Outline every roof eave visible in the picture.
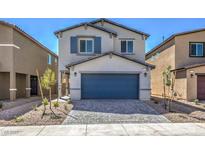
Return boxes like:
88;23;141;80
90;18;150;37
54;23;117;37
65;51;155;69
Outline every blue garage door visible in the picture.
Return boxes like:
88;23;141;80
81;74;139;99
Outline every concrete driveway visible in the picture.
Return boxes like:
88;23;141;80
63;100;170;124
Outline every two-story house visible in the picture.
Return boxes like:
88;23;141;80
55;18;153;100
146;28;205;101
0;21;58;101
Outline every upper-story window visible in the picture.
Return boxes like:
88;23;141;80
190;42;205;57
121;40;133;53
79;38;94;54
48;54;52;65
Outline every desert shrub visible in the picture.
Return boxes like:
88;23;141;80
32;104;38;111
193;99;199;105
42;98;49;106
15;116;24;123
53;101;60;108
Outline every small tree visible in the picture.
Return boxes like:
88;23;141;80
41;68;58;117
162;65;177;111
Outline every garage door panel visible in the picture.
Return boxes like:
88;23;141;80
81;74;139;99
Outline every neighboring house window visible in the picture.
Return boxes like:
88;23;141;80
79;38;94;54
121;40;133;53
190;42;205;57
48;54;52;65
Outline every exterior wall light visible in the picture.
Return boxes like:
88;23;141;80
190;70;194;78
74;72;77;77
142;68;148;77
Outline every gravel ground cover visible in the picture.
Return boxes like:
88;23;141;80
0;102;73;126
146;101;205;123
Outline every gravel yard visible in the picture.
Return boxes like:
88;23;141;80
146;100;205;123
0;101;73;126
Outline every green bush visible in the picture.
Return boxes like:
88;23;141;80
15;116;24;123
53;101;60;108
42;98;49;106
32;104;38;111
193;99;199;105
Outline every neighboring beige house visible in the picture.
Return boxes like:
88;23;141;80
0;21;58;101
55;18;153;100
146;28;205;101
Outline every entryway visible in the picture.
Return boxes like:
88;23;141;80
30;75;38;96
197;75;205;100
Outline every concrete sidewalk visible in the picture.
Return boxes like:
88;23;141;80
1;123;205;136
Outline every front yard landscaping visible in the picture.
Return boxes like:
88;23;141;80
0;101;73;126
147;98;205;123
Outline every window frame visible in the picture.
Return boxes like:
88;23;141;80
48;54;52;65
189;42;205;57
78;38;94;54
121;40;134;54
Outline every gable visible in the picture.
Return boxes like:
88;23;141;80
90;19;149;38
94;21;146;39
55;23;117;37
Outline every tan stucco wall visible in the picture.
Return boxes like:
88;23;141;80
13;30;57;76
70;54;151;100
174;70;187;100
146;44;175;98
0;72;10;99
0;24;13;72
146;31;205;101
175;31;205;68
0;24;58;100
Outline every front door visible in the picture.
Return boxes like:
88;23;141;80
30;75;38;96
197;75;205;100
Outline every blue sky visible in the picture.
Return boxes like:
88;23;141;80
2;18;205;54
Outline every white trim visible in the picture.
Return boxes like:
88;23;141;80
26;88;31;90
0;44;20;49
78;38;94;54
9;88;17;91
